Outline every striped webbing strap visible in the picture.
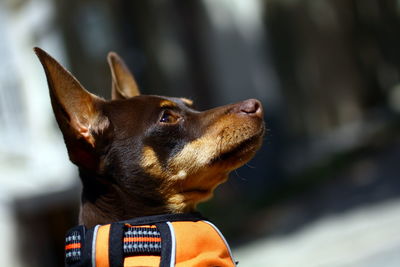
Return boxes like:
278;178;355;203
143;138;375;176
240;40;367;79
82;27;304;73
65;230;82;263
65;224;164;266
123;225;162;255
64;212;206;267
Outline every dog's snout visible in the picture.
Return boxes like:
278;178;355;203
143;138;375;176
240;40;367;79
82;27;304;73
237;99;263;117
240;99;260;114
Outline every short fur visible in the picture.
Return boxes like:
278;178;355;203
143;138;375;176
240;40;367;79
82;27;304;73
34;47;265;228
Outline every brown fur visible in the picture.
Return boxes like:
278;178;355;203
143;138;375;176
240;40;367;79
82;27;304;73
34;47;265;228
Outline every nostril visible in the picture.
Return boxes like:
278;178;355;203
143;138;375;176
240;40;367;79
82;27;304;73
240;99;261;114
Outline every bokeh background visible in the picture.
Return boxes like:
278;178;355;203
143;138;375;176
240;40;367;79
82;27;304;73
1;0;400;266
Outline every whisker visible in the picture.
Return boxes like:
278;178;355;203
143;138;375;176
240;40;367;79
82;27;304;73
245;162;255;168
234;169;248;181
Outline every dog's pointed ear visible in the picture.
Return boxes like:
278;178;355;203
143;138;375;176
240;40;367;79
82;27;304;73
107;52;140;100
34;47;110;169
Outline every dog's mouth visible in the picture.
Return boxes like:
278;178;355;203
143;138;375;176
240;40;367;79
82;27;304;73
177;130;264;203
181;188;210;196
167;124;265;208
211;126;265;165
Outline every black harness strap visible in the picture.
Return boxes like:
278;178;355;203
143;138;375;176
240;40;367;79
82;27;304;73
65;225;94;267
120;212;206;225
156;223;173;267
108;223;124;267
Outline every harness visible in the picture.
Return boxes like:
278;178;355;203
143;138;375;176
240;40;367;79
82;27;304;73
65;213;237;267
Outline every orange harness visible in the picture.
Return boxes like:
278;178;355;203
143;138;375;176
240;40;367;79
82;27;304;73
65;213;236;267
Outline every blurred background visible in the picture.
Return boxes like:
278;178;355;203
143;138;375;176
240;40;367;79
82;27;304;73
1;0;400;266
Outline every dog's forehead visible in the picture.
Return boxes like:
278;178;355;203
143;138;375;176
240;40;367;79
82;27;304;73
105;95;196;128
124;95;192;108
147;95;194;109
108;95;192;110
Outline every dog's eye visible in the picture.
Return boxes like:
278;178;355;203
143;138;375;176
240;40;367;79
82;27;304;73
159;110;180;124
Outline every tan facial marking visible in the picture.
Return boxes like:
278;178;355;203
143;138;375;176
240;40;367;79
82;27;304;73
141;112;263;211
180;98;193;106
160;100;177;108
142;113;261;180
170;170;187;180
171;115;260;168
169;134;222;173
141;146;188;180
141;146;164;178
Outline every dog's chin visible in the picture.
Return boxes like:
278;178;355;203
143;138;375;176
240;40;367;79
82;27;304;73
210;128;264;170
168;130;264;210
177;132;264;206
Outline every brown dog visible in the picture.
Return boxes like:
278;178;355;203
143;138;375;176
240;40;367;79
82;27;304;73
35;47;264;265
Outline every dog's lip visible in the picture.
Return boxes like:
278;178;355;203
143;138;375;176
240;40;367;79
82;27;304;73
211;126;265;164
180;188;210;195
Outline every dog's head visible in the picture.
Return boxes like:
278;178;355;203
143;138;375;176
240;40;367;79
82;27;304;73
35;47;265;226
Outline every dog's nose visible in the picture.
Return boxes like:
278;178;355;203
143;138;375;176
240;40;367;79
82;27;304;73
238;99;263;117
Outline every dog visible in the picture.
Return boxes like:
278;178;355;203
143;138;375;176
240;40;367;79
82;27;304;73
34;47;265;267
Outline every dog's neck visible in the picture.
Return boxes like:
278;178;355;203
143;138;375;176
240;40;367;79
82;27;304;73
77;168;199;228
